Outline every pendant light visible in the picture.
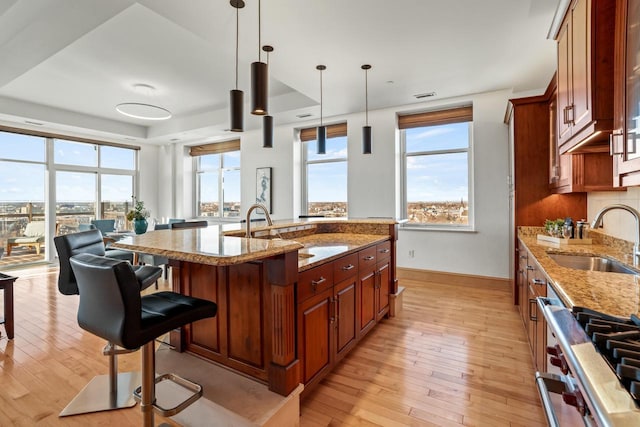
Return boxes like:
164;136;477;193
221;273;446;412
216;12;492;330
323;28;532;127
262;45;274;148
251;0;268;115
229;0;245;132
362;64;372;154
316;65;326;155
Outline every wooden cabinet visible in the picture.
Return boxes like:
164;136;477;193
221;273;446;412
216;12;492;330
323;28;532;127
298;253;358;390
612;0;640;186
517;240;548;372
375;241;391;321
528;266;548;372
550;81;619;193
358;245;377;337
556;0;616;154
298;285;333;385
508;90;587;305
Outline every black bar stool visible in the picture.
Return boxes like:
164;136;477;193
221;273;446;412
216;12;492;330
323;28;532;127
54;230;163;416
70;253;217;426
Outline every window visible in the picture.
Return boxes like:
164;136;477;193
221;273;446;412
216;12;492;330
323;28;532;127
0;131;46;255
400;106;473;228
54;140;138;233
192;140;241;218
301;124;348;217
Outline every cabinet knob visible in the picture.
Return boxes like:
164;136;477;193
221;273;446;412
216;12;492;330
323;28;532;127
532;278;546;286
341;264;355;271
379;249;390;254
364;255;375;261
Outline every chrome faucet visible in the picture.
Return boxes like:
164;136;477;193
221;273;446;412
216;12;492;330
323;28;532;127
245;203;273;238
591;204;640;267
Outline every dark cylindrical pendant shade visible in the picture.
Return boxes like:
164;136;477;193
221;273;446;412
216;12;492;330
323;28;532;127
251;61;268;115
263;115;273;148
362;125;372;154
230;89;244;132
317;126;326;154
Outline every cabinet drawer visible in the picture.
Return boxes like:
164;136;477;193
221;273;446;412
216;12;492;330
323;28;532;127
376;241;391;261
298;263;334;303
334;252;359;283
358;246;377;270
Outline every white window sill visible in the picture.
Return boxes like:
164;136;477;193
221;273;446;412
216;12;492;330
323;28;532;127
400;224;477;233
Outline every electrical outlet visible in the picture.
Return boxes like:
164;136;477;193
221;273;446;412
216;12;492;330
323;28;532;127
409;250;415;258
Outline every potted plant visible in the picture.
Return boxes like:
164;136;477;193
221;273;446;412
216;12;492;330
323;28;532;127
126;197;150;234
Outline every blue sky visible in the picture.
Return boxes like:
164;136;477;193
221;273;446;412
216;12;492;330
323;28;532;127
1;131;135;202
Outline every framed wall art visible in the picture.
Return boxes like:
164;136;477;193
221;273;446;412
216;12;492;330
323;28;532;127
256;167;272;213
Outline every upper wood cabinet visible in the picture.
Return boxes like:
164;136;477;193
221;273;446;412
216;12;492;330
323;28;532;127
556;0;616;154
612;0;640;186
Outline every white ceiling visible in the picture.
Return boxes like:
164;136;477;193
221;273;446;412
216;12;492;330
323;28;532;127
0;0;562;146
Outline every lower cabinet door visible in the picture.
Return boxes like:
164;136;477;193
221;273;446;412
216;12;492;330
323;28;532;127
298;288;333;384
335;276;357;361
359;268;376;336
376;260;390;321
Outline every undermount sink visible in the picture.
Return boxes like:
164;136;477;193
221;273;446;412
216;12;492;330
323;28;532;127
547;253;639;275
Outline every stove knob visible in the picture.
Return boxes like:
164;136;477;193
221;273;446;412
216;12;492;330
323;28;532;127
547;345;562;357
562;390;586;416
550;355;569;375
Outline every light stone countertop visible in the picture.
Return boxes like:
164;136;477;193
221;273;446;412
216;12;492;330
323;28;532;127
111;226;304;266
518;229;640;318
294;233;389;271
111;219;397;270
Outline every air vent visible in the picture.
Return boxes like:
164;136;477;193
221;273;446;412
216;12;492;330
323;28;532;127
296;113;312;119
170;138;180;142
24;120;44;126
413;92;436;99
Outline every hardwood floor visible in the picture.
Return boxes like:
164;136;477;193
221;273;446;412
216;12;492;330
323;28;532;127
0;265;545;426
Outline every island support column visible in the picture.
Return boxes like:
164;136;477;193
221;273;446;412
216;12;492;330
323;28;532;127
265;251;300;395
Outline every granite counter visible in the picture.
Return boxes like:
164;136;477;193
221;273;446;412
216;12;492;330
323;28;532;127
518;229;640;318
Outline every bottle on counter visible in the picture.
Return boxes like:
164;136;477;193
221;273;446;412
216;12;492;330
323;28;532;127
576;220;589;239
564;217;574;239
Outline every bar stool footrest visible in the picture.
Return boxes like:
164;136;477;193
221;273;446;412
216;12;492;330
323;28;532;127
133;373;203;417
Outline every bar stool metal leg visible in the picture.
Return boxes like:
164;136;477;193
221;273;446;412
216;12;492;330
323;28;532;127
59;342;140;416
141;341;156;427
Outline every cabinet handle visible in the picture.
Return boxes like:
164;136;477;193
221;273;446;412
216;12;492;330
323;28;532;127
519;255;527;260
532;279;546;286
311;277;327;289
333;298;339;327
330;297;336;324
379;249;390;254
364;256;375;261
529;298;538;322
341;264;355;271
526;265;534;271
610;132;624;155
563;106;569;124
566;104;574;124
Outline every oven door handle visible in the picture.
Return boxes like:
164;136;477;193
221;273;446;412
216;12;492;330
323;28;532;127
535;372;564;427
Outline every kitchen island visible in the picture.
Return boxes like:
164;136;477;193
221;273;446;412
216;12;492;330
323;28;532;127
111;218;399;397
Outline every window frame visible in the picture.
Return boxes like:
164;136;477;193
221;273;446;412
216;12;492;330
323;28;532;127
194;150;241;220
300;129;348;217
400;114;475;231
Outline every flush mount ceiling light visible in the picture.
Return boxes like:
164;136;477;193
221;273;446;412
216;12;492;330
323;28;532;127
251;0;268;115
362;64;372;154
229;0;245;132
316;65;326;155
115;103;172;120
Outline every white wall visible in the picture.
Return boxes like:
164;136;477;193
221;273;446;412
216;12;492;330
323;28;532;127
396;90;512;278
588;188;640;245
165;88;514;279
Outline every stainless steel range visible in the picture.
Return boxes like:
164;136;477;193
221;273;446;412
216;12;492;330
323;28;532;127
537;294;640;426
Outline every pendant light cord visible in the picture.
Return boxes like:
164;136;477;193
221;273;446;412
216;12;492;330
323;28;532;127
235;6;239;90
365;68;369;126
258;0;261;61
320;69;323;126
